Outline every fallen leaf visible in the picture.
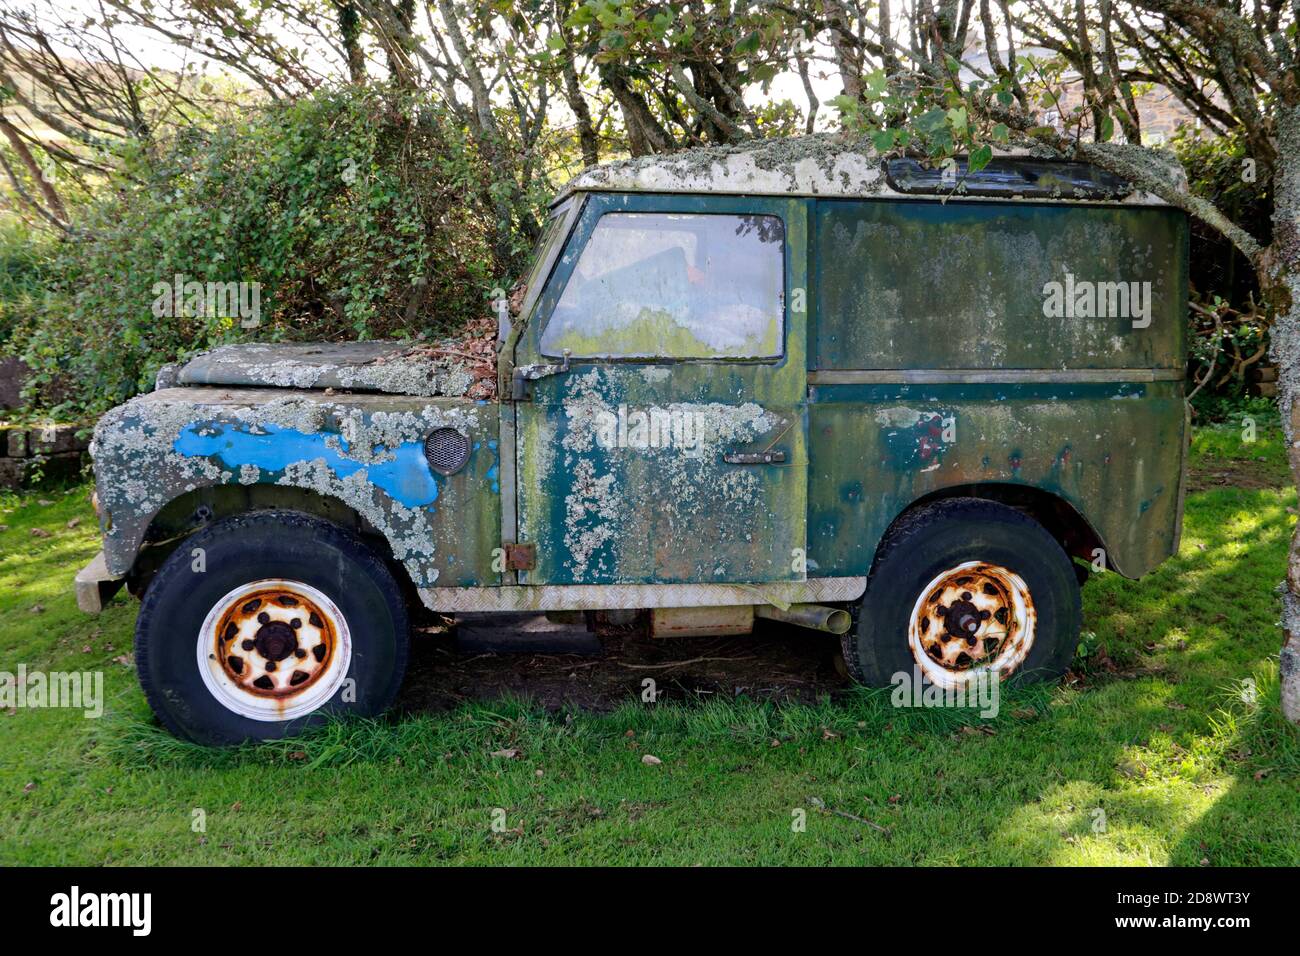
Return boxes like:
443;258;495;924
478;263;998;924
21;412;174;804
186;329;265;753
641;754;662;766
230;801;242;811
28;604;44;614
490;748;520;759
66;517;81;529
37;499;53;506
288;751;307;761
23;782;35;793
30;528;50;538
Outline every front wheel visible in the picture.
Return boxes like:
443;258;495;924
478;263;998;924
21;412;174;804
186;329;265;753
134;511;409;745
841;498;1081;690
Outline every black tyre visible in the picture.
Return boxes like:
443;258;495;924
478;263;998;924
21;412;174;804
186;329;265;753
135;510;409;745
841;497;1081;689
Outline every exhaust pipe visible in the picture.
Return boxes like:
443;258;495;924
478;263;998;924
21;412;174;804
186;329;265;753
754;603;852;635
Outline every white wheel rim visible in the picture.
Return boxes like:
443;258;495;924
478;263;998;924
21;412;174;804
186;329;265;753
197;579;352;722
906;560;1036;689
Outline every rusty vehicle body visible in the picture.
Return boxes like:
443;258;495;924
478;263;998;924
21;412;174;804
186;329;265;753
78;136;1189;743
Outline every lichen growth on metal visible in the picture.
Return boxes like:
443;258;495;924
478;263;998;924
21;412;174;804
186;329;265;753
177;341;488;399
543;366;776;581
559;134;1172;206
563;133;888;200
91;387;490;587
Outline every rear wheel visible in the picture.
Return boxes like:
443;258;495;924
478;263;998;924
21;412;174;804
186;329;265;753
135;511;409;745
841;498;1081;689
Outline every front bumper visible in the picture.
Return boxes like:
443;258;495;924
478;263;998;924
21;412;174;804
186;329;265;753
75;551;125;614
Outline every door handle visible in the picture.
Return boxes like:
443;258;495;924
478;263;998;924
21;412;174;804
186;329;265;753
724;450;786;465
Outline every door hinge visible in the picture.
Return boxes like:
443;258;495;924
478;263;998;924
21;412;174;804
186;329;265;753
504;542;536;571
511;349;571;401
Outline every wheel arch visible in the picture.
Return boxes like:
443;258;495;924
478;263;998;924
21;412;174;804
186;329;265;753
122;485;415;599
875;482;1119;577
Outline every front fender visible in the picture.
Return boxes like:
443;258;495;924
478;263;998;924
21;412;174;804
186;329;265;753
90;387;501;588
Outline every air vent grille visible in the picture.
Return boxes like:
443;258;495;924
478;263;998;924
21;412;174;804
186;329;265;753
425;428;471;476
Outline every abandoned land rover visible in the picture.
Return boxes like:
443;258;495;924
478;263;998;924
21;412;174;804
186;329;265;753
78;136;1189;744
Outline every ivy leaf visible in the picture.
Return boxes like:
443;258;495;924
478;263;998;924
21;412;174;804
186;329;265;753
916;107;947;133
871;128;898;152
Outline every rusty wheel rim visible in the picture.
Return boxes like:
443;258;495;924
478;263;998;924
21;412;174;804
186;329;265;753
906;561;1035;688
198;579;351;722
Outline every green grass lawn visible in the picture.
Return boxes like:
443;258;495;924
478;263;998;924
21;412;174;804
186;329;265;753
1;418;1297;865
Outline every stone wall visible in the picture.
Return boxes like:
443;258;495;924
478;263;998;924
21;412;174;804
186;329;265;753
0;423;90;488
0;356;24;409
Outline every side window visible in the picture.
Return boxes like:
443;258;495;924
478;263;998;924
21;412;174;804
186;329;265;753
540;212;785;359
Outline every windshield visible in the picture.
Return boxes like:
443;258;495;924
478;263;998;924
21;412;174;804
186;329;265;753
516;198;577;330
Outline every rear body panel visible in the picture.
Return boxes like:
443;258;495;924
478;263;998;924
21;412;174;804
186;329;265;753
806;379;1186;578
806;197;1188;579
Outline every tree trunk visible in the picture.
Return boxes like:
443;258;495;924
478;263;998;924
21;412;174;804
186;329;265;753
1266;103;1300;724
333;1;367;84
561;54;599;167
599;64;675;155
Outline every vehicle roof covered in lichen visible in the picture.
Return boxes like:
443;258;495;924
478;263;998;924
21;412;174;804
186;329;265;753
555;134;1174;207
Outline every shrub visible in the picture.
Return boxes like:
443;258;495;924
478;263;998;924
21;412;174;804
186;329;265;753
10;85;502;418
1174;128;1272;403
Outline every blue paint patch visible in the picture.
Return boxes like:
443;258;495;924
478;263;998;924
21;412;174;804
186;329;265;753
174;421;439;507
